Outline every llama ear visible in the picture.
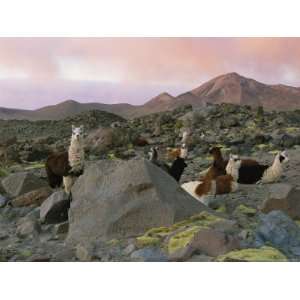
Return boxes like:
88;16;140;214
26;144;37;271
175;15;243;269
80;125;84;131
72;125;75;131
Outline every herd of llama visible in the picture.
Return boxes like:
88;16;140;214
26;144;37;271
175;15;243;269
44;125;289;205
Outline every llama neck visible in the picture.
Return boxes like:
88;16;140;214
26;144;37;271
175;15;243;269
226;163;239;181
261;158;282;183
68;138;84;170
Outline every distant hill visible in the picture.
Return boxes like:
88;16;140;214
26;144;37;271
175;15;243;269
191;72;300;110
1;72;300;120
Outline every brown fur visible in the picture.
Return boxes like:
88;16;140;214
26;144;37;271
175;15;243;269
166;147;181;160
215;175;234;194
200;147;259;180
199;147;227;181
195;177;212;196
133;137;149;147
45;151;71;188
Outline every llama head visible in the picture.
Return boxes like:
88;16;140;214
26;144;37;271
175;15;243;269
71;125;84;141
226;154;242;175
209;146;222;157
276;150;289;164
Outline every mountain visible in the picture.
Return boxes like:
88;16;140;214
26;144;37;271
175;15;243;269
0;99;137;120
35;100;137;120
1;72;300;120
191;72;300;109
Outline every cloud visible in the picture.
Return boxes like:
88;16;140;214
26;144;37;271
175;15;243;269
0;37;300;108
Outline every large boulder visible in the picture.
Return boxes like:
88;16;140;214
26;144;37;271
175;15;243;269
255;211;300;257
1;172;47;198
260;184;300;219
40;191;70;224
67;159;208;246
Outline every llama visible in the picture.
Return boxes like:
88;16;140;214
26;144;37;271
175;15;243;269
148;145;188;182
199;147;259;182
45;125;85;194
181;154;241;201
239;151;289;184
199;147;227;181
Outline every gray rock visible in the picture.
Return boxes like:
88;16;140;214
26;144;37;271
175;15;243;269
40;191;70;224
131;247;168;262
260;184;300;219
1;172;47;198
16;217;41;238
75;244;95;261
255;210;300;257
123;243;136;256
54;221;69;235
0;195;8;208
67;159;208;246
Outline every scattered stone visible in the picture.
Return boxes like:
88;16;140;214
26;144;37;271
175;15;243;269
67;159;208;246
131;247;168;262
75;244;95;261
0;194;8;208
16;217;41;238
216;246;287;262
168;227;240;261
11;187;52;207
123;243;136;256
256;211;300;257
40;191;70;224
54;221;69;235
1;172;47;198
260;184;300;219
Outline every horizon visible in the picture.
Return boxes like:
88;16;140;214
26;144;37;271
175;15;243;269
1;37;300;109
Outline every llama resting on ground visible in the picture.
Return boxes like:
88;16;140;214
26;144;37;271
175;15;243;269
45;125;85;194
181;154;241;202
148;144;188;182
240;151;289;184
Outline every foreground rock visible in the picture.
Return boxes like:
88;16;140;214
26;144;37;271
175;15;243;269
11;187;52;207
67;159;208;246
40;191;70;224
260;184;300;219
255;211;300;257
216;246;287;262
1;172;47;198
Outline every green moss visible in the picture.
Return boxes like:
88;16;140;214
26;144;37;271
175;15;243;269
234;204;256;216
216;246;287;262
216;205;227;214
0;168;9;177
19;249;33;258
168;225;204;254
136;236;161;247
135;211;225;252
256;144;268;150
106;239;119;246
24;163;45;170
286;127;299;133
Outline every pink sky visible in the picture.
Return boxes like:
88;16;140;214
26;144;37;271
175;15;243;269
1;37;300;109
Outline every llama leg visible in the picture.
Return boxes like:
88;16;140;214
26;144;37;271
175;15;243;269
63;176;74;194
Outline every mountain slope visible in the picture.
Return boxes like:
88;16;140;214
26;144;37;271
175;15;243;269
191;72;300;109
1;72;300;121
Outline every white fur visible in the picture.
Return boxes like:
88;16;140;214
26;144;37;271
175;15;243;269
63;125;85;194
182;154;241;203
226;154;241;181
180;144;188;159
260;151;289;183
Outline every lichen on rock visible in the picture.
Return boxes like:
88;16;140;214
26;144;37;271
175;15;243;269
216;246;287;262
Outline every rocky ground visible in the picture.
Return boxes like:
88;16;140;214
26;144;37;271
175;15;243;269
1;103;300;262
